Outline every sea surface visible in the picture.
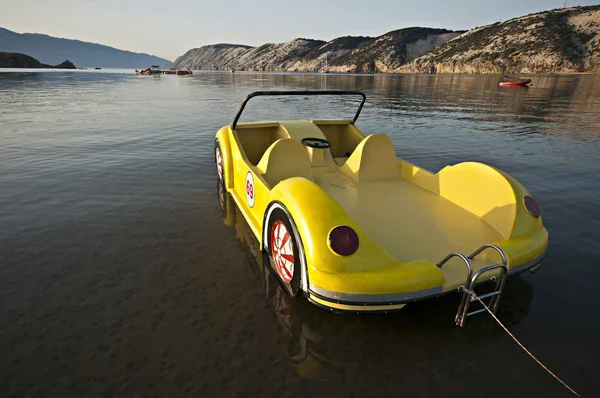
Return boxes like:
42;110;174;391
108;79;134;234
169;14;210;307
1;69;599;397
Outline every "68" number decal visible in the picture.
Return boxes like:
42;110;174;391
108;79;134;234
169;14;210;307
245;171;255;207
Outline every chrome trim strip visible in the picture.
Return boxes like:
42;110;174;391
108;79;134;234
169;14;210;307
308;284;443;306
307;297;407;314
508;252;546;275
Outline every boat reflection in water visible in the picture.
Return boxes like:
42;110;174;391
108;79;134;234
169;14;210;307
216;182;535;382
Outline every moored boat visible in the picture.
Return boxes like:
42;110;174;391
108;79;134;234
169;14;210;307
136;65;162;75
136;66;191;75
175;68;192;75
499;75;531;86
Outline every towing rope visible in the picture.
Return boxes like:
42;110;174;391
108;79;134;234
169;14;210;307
467;291;581;397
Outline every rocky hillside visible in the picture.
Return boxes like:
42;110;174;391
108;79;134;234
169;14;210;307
398;5;600;74
171;28;462;73
329;28;460;73
0;52;76;69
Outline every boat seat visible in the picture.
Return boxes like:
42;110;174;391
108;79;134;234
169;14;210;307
256;139;314;187
340;134;401;181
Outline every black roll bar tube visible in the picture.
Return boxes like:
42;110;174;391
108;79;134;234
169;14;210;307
231;90;367;130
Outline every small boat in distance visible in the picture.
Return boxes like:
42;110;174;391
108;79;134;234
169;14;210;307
94;67;101;70
135;66;191;75
135;66;160;75
499;75;531;86
175;68;192;75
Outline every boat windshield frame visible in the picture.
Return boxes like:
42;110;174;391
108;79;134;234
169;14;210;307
231;90;367;130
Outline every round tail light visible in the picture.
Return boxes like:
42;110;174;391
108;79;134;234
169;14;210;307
523;195;541;218
328;226;359;256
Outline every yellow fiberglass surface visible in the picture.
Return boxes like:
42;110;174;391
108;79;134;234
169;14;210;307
213;91;548;314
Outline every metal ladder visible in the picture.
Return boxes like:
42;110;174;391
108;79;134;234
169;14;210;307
436;244;508;327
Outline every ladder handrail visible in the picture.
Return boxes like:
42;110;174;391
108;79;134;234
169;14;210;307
436;252;473;284
436;252;474;328
467;244;508;266
470;263;508;286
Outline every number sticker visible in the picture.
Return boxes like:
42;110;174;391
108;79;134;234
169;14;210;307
245;171;255;207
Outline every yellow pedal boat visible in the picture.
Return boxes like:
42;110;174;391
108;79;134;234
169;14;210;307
214;91;548;325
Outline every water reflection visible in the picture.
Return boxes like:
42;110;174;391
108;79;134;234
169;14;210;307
217;182;535;381
198;72;600;144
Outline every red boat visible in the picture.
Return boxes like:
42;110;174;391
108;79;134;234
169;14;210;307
499;75;531;86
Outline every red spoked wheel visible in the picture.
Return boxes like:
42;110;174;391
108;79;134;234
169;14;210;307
215;146;223;181
216;149;223;180
271;221;295;283
214;139;226;187
266;206;303;296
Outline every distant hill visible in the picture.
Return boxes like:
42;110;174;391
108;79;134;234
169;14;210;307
170;27;462;73
0;52;76;68
0;27;170;68
398;5;600;74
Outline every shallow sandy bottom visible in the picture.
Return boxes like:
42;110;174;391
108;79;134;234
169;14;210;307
1;71;599;397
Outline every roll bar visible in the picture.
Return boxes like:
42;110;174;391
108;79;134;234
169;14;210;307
231;90;367;130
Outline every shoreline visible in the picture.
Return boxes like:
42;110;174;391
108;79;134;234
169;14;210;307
159;69;600;76
1;68;598;77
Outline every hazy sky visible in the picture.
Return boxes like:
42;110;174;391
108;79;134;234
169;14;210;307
2;0;598;61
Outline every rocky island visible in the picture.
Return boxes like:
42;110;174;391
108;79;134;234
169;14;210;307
0;52;77;69
171;5;600;75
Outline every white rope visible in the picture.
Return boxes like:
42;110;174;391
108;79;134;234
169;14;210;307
471;294;581;397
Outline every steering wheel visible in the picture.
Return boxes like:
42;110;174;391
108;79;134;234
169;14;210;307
301;137;332;149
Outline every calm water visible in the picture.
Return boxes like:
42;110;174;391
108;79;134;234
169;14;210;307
1;70;599;397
